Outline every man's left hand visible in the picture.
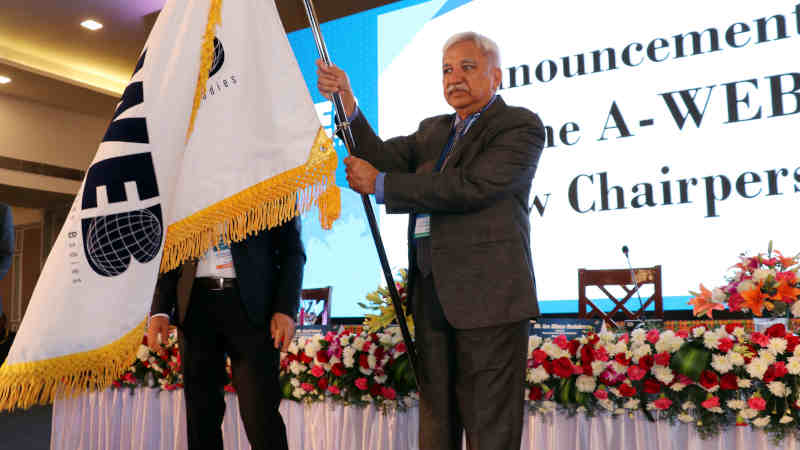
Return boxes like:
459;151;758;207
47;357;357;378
344;156;378;195
270;312;296;352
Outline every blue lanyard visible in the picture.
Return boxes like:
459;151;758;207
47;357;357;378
434;95;496;172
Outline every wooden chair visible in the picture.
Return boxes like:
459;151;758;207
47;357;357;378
299;286;332;327
578;266;663;328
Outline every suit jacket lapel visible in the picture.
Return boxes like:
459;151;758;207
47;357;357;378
443;96;506;170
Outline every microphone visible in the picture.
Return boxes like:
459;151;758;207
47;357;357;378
621;245;646;328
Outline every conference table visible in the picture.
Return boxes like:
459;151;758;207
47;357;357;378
51;388;797;450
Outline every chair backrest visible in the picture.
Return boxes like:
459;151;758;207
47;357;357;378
578;265;662;328
299;286;332;327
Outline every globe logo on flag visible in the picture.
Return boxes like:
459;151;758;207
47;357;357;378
209;37;225;78
83;206;163;277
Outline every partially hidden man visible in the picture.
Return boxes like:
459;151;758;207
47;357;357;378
147;217;305;450
317;32;545;450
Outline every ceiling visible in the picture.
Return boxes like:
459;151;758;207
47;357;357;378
0;0;401;118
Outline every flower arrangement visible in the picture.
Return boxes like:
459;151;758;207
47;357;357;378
526;323;800;443
358;269;414;334
689;243;800;318
115;323;800;443
115;330;183;391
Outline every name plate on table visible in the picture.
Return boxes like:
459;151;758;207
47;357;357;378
529;318;602;340
296;325;327;340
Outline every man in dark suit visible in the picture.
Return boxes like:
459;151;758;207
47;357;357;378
147;216;305;450
0;203;13;354
317;32;545;450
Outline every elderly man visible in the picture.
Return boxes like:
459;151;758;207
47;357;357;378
317;32;545;450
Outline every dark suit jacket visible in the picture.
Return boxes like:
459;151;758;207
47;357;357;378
0;204;13;316
350;96;545;329
150;217;306;328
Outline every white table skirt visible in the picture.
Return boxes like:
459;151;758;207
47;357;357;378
51;388;798;450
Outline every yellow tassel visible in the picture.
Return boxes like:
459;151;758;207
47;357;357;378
161;127;340;273
0;320;145;411
186;0;223;142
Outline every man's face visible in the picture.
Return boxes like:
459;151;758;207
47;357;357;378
442;40;501;118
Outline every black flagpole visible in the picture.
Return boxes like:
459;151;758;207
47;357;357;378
298;0;422;391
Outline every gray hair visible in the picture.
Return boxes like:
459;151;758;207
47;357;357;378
442;32;501;68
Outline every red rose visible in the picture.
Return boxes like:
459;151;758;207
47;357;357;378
638;355;654;370
766;323;787;338
529;386;543;401
750;332;769;347
299;353;313;364
719;373;737;390
717;338;734;353
594;389;608;400
614;353;631;366
787;335;800;354
381;386;397;400
701;396;720;409
542;360;554;375
369;383;382;397
554;335;569;350
316;350;329;364
374;346;385;361
698;370;718;389
654;352;670;366
618;383;637;397
331;362;345;377
593;346;609;362
532;349;548;365
725;323;738;334
317;377;328;391
359;353;370;369
568;340;581;356
653;397;672;410
581;345;595;365
552;357;574;378
643;378;662;394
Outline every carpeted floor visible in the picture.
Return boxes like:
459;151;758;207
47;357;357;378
0;404;52;450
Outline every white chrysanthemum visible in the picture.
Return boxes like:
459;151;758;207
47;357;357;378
780;415;794;424
290;378;300;387
732;327;746;339
738;378;752;388
670;383;687;392
632;344;652;360
631;328;647;344
746;358;769;380
541;342;567;359
288;341;300;354
740;408;758;419
599;331;616;343
708;406;724;414
353;337;366;350
711;287;727;303
737;280;756;293
576;375;596;393
368;354;377;369
792;301;800;318
612;342;629;356
379;333;393;345
753;416;770;428
289;361;307;375
528;366;550;384
598;399;615;411
677;413;694;423
768;381;789;397
591;360;607;376
359;366;373;376
767;338;788;356
703;332;721;350
529;335;543;350
787;357;800;375
343;348;356;368
655;333;684;354
726;399;746;410
711;354;733;374
653;366;675;385
692;326;707;338
338;335;351;347
136;345;151;362
757;350;776;365
752;268;774;284
623;399;640;410
682;401;696;410
729;352;745;366
374;374;388;384
293;388;305;399
611;362;628;374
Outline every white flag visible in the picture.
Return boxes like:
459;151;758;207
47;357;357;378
0;0;338;410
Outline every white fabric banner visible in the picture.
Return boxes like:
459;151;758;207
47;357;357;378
0;0;336;410
51;389;796;450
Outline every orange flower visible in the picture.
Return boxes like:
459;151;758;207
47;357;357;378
689;284;725;318
741;282;769;316
770;280;800;303
774;251;798;269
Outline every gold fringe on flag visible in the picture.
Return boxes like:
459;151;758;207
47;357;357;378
0;320;146;411
160;127;340;272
